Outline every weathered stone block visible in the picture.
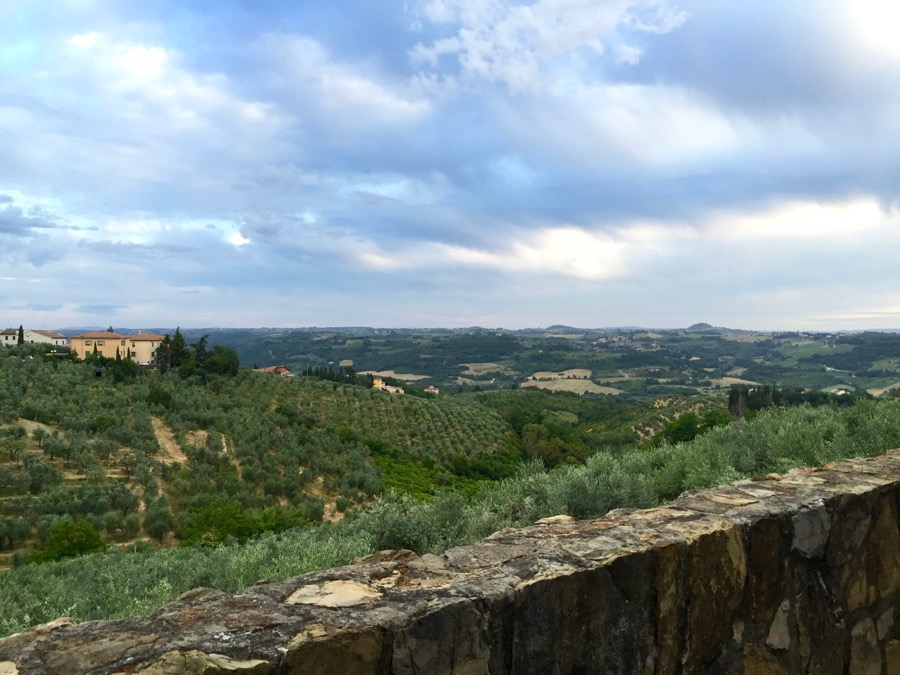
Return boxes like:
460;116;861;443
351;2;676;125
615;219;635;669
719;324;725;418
886;639;900;675
654;541;683;675
126;649;269;674
741;643;786;675
791;502;830;558
682;522;746;671
765;599;791;651
849;617;882;675
871;495;900;601
392;599;490;675
282;624;386;675
746;517;784;622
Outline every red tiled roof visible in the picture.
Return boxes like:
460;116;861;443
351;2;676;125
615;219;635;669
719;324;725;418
254;365;292;374
33;330;66;339
0;329;18;335
127;333;165;341
71;331;128;339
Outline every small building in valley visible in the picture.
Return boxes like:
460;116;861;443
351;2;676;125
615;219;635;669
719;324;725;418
253;365;294;377
372;377;404;394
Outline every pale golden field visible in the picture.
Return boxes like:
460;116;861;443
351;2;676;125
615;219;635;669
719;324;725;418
359;370;429;381
529;368;592;380
868;382;900;397
522;380;623;395
459;363;517;376
711;376;759;387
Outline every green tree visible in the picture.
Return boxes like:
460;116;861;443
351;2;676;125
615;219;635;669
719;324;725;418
144;497;176;542
170;328;190;369
177;498;260;546
17;325;24;346
154;328;191;372
0;517;31;550
4;439;26;467
122;512;140;538
154;335;172;371
701;408;731;431
24;454;63;493
42;434;65;461
205;345;240;376
192;335;209;363
35;517;106;562
649;412;703;446
0;465;26;493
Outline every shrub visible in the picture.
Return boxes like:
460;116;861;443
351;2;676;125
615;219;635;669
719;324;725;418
35;518;106;562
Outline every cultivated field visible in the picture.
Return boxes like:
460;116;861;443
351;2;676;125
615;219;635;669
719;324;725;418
868;382;900;397
360;370;429;381
522;380;623;395
459;363;517;376
710;376;759;387
529;369;592;380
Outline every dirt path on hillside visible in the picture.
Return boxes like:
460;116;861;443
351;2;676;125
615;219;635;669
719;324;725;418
150;416;188;465
868;382;900;397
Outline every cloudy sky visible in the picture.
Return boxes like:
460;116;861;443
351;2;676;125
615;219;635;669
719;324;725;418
1;1;898;331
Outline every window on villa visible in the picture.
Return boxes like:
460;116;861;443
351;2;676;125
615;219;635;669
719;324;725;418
121;340;126;346
85;340;92;346
97;341;104;346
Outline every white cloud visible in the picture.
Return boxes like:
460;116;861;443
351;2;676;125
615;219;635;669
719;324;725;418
615;44;642;65
846;0;900;61
64;35;276;133
0;31;291;226
258;34;431;126
229;231;251;247
69;32;98;49
352;220;672;281
347;195;898;299
492;82;745;171
508;227;628;278
706;198;888;241
410;0;687;90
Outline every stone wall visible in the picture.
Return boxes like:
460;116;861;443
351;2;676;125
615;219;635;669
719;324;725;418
1;449;898;674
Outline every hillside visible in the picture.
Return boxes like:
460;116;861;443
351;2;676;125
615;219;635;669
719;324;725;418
5;326;898;570
0;344;520;568
194;326;900;399
2;396;899;638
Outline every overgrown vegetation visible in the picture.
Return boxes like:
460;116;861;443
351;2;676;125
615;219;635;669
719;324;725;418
1;397;898;636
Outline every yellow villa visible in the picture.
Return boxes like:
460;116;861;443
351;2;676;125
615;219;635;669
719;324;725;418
69;331;165;363
127;333;165;365
69;331;129;360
